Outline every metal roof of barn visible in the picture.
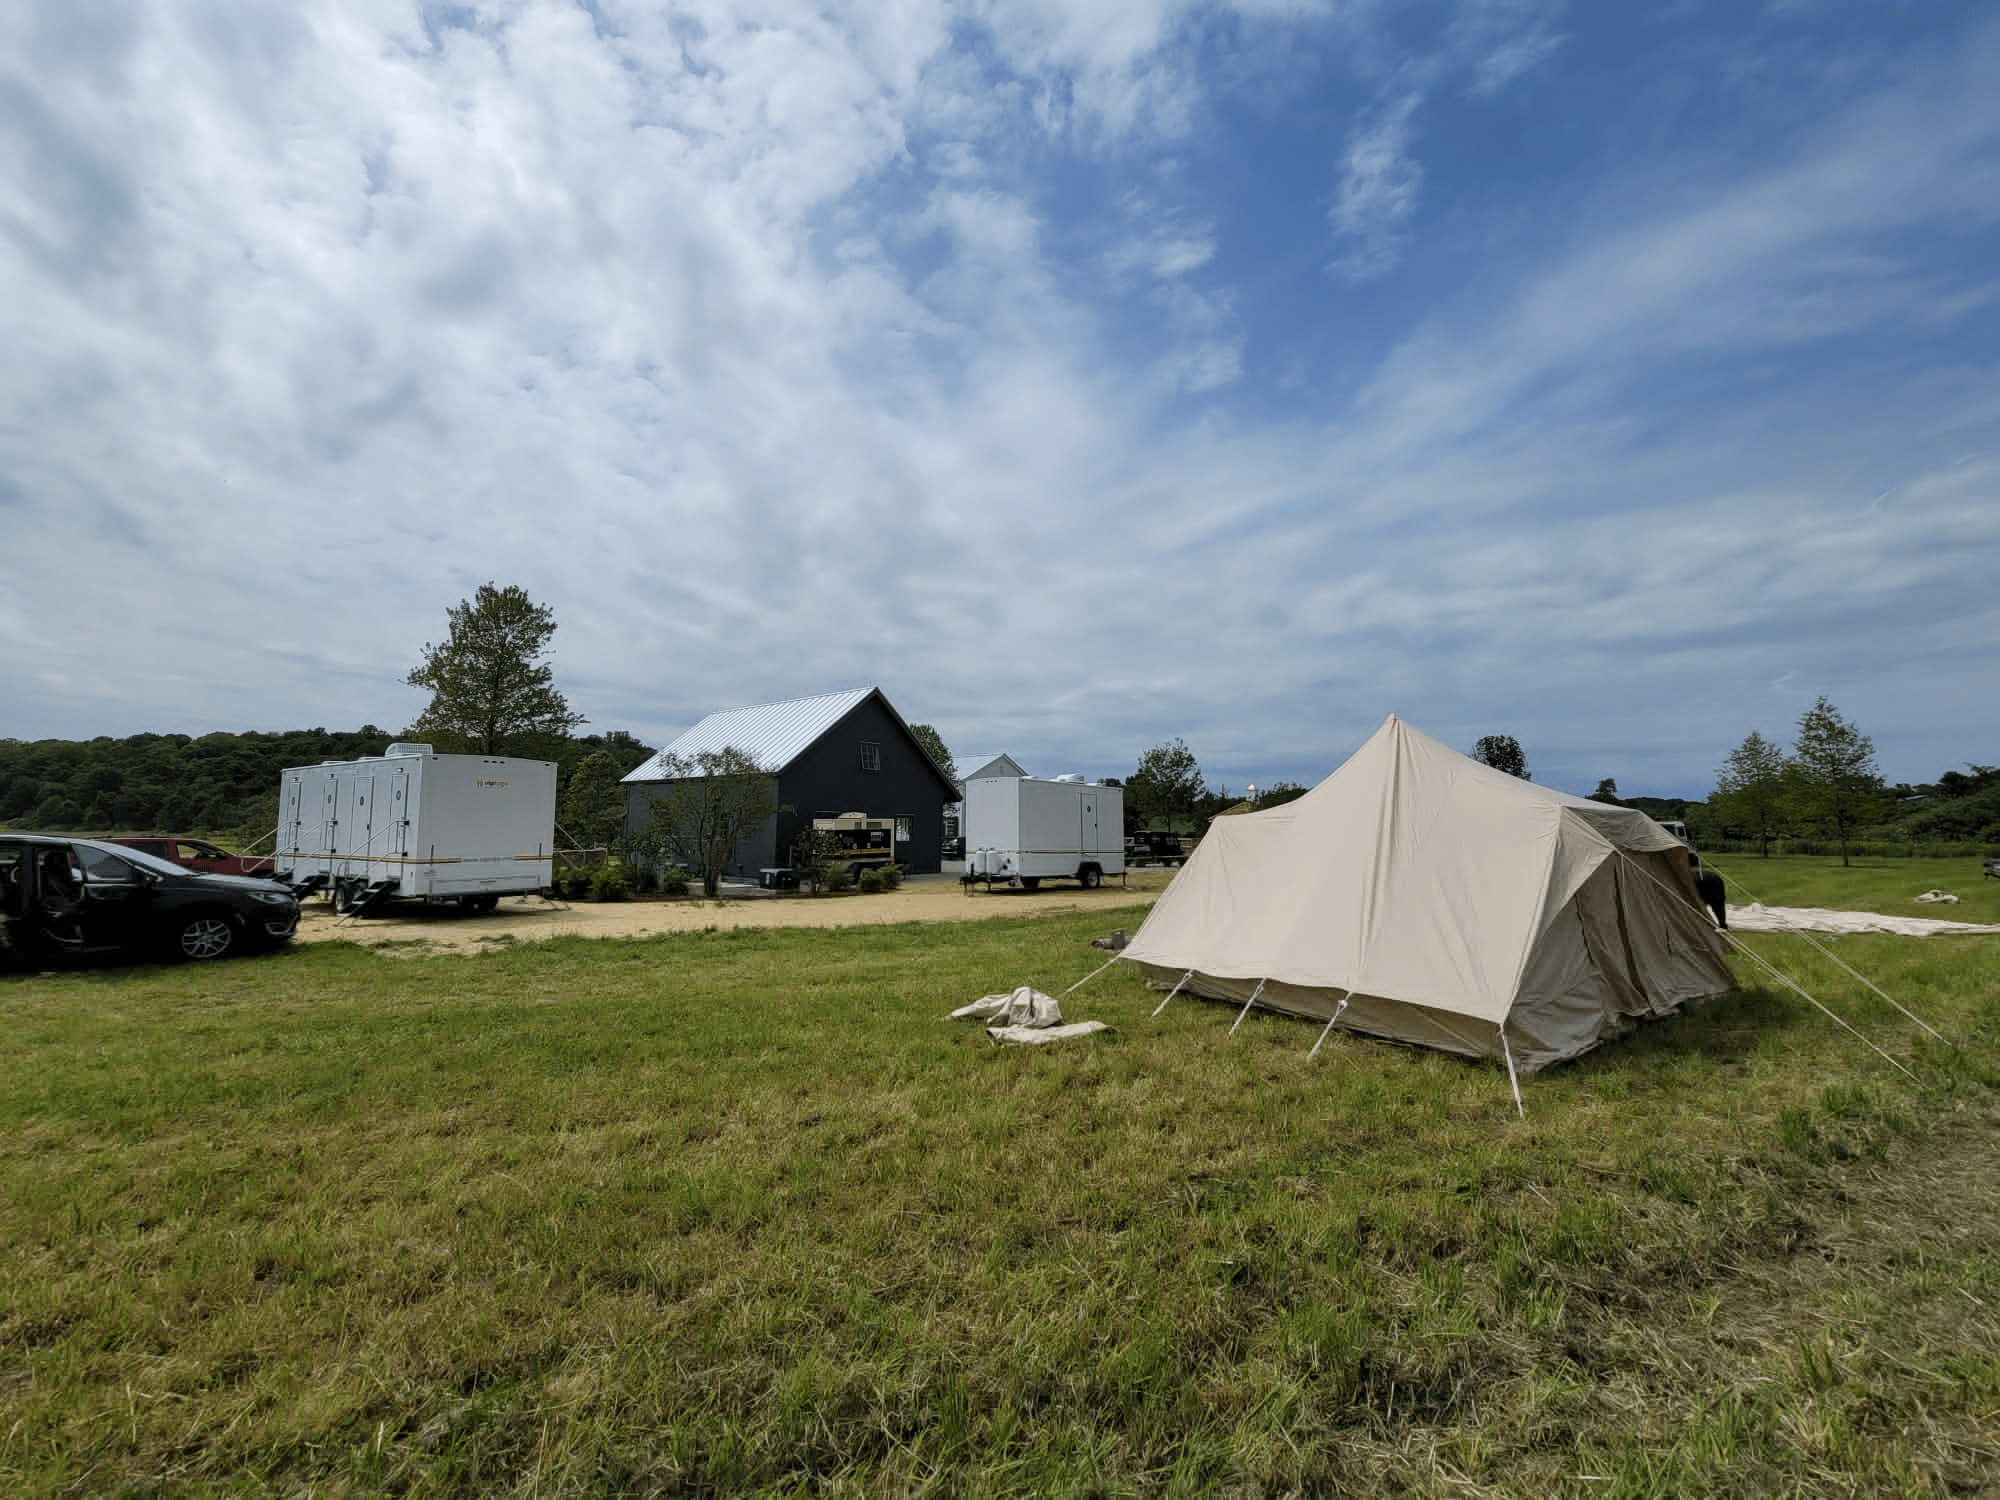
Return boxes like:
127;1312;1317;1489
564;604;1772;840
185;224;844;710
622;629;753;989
622;687;878;782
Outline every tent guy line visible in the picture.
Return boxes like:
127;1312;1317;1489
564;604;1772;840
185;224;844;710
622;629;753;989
1703;862;1952;1045
1717;930;1917;1083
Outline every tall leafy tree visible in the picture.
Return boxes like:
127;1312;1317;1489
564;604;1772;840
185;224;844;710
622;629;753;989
1789;697;1885;866
558;751;630;852
1712;730;1789;858
1472;735;1531;780
1588;778;1621;805
632;747;782;896
404;583;584;755
909;723;956;783
1127;739;1206;832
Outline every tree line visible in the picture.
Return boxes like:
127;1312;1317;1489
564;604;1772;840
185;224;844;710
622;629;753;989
1696;697;1998;861
1118;701;1995;863
1;584;651;843
0;727;660;844
10;578;1991;867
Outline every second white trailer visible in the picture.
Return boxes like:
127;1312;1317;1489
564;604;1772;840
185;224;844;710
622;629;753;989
965;775;1125;890
276;743;557;913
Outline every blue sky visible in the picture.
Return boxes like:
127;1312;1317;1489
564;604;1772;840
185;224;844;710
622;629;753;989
1;0;1994;799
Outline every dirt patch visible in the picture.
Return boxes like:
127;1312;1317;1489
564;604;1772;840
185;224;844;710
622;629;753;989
295;870;1173;955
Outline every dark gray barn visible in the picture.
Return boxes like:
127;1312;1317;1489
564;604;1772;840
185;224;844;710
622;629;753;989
620;687;959;879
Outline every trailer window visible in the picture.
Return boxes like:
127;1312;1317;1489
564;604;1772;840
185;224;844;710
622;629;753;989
859;741;881;772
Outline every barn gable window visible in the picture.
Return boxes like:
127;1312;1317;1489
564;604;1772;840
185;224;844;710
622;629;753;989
860;741;882;772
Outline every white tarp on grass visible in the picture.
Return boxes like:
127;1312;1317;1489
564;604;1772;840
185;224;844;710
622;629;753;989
953;986;1109;1044
1728;904;2000;937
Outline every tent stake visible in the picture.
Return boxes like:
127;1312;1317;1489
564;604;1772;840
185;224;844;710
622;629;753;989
1151;970;1193;1018
1228;979;1268;1037
1499;1032;1526;1120
1307;993;1352;1061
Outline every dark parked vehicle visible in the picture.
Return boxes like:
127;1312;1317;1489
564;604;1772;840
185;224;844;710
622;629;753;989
1125;829;1187;866
103;835;278;879
0;834;299;969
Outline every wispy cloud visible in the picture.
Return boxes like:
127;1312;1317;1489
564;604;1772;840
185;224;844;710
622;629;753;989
0;2;1994;798
1326;89;1424;280
1325;0;1565;279
1448;0;1567;97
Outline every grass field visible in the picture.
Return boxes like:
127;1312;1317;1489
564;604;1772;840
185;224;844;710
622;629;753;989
2;856;1997;1495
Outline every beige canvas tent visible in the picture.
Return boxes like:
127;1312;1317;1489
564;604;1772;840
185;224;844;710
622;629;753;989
1121;716;1733;1080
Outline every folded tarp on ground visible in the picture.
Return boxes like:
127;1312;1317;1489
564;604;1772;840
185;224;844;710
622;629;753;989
952;986;1109;1044
1728;903;2000;937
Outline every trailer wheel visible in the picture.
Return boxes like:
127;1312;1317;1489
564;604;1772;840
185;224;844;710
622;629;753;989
1019;877;1041;892
331;881;355;915
461;894;500;916
1079;866;1101;890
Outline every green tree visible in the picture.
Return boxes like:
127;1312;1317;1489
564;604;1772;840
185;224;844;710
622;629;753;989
909;723;956;783
558;752;629;851
632;746;782;896
1472;735;1531;780
1588;777;1621;805
1789;697;1886;867
791;825;842;894
1712;730;1789;858
1127;739;1206;833
1257;780;1310;809
405;583;584;755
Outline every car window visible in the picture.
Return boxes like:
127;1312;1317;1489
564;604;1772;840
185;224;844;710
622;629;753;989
176;841;214;861
77;845;140;883
78;840;186;878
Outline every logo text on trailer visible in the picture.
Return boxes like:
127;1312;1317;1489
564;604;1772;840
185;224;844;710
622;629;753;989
475;779;510;788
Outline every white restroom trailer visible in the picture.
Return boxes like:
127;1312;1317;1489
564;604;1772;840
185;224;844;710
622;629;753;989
276;744;557;913
964;775;1125;890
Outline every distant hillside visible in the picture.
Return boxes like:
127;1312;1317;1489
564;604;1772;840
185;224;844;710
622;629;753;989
0;728;655;839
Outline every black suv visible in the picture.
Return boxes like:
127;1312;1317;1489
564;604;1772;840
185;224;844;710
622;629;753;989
0;834;299;969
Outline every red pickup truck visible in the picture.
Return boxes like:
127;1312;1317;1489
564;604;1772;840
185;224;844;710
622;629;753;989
104;836;278;879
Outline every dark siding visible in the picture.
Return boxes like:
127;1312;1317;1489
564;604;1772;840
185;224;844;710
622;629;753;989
619;692;954;877
775;695;956;874
622;778;782;876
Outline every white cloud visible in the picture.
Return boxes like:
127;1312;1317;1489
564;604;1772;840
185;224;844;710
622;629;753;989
1326;88;1424;280
1447;0;1567;97
0;1;1994;801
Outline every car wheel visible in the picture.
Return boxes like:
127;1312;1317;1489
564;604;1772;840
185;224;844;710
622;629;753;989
176;915;236;961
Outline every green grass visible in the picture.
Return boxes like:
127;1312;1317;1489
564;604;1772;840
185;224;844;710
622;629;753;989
3;873;1999;1496
1706;851;2000;923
